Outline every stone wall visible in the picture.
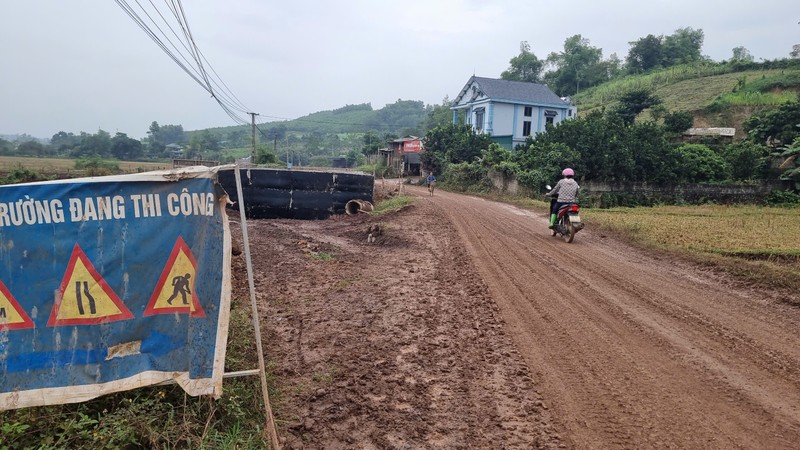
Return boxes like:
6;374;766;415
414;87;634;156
581;180;792;206
486;169;792;205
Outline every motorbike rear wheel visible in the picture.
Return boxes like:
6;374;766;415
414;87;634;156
563;223;575;243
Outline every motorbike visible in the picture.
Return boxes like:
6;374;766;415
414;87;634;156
545;185;584;243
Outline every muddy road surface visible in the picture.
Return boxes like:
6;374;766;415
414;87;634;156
233;183;800;449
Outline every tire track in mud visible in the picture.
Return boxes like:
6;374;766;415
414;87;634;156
423;186;800;449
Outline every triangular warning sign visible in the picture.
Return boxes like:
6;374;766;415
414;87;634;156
47;244;134;327
0;280;34;331
144;237;205;318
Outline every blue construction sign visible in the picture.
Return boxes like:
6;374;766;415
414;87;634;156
0;167;232;409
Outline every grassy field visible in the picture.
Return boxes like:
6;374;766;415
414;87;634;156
585;204;800;296
501;195;800;297
586;204;800;257
0;156;169;175
576;67;796;114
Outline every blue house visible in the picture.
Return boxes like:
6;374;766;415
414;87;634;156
451;76;576;149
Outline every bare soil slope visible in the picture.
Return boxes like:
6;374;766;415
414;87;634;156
232;183;800;449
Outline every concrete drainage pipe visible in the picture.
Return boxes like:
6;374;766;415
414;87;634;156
345;199;374;215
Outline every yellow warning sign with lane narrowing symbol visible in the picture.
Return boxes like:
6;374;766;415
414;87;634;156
47;244;134;327
144;236;205;318
0;280;34;331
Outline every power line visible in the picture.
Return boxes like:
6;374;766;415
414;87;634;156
114;0;251;125
116;1;395;132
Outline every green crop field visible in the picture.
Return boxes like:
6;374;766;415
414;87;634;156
575;67;797;114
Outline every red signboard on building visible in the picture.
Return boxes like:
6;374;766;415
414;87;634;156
403;140;422;153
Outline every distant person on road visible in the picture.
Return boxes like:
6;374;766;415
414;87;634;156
546;168;580;229
426;172;437;196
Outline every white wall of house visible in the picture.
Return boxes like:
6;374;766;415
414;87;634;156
514;104;541;143
491;103;515;136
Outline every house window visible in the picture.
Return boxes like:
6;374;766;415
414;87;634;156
475;108;485;131
544;110;557;126
522;121;532;136
524;106;532;117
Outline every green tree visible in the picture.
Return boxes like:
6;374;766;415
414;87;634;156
50;131;82;154
605;53;624;80
722;141;769;181
73;130;112;158
17;140;47;157
661;27;704;67
147;121;164;156
530;109;675;183
0;137;12;155
663;111;694;133
422;97;454;133
186;131;221;159
361;131;382;156
626;121;680;183
731;46;754;63
345;148;363;167
500;41;544;83
110;132;143;160
255;145;278;164
544;35;607;96
675;144;728;182
626;34;663;73
225;128;248;148
146;122;184;157
743;99;800;146
614;88;662;125
514;141;580;190
421;124;493;174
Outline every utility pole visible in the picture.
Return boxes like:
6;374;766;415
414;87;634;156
248;112;259;161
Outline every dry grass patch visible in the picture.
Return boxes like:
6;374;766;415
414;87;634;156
586;204;800;299
0;156;168;175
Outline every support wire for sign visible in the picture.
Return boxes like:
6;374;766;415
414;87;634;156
234;158;281;450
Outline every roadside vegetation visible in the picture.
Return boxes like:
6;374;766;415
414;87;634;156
371;194;414;214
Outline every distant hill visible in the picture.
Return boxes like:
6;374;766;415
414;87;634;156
573;61;800;136
193;99;431;141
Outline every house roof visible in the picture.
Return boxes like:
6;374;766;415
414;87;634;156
454;76;568;107
391;135;420;143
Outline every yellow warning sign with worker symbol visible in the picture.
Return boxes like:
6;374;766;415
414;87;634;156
47;244;134;327
0;280;34;331
144;236;205;318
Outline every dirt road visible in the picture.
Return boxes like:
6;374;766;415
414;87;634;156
234;183;800;449
427;184;800;449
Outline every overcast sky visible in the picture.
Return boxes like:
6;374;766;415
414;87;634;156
1;0;797;139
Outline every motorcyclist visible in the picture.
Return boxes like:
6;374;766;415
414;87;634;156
545;168;580;229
